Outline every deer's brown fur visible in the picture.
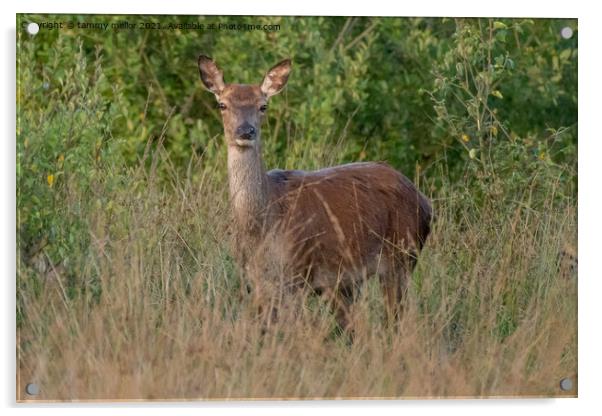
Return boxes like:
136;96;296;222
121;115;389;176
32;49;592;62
198;55;432;329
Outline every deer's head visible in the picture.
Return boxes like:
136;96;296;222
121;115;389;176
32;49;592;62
198;55;292;149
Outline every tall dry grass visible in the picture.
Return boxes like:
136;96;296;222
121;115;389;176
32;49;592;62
17;140;577;401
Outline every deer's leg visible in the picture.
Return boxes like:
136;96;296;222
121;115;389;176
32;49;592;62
379;255;410;326
321;284;356;333
380;274;405;325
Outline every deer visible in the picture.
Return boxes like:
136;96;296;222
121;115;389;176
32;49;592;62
198;55;432;331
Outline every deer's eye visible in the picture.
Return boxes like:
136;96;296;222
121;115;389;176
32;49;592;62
218;102;227;110
259;104;268;113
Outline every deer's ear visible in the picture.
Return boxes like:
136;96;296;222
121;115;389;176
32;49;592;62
198;55;225;95
261;59;292;98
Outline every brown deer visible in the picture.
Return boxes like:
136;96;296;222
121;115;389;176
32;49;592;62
198;55;432;330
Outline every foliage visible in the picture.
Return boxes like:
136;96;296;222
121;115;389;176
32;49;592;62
17;37;126;301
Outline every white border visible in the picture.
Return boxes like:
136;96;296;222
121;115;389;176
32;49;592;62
3;1;601;415
1;0;584;18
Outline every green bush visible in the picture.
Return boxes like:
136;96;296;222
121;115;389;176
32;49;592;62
18;37;124;277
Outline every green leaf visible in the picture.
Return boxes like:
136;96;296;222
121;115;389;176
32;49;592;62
559;49;572;61
493;21;507;30
495;30;508;42
492;90;504;99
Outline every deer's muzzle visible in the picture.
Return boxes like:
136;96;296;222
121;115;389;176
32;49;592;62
236;123;257;141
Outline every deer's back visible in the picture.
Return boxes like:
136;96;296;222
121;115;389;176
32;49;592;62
266;162;431;283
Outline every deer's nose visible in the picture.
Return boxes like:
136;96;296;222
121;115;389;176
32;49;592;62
236;123;256;141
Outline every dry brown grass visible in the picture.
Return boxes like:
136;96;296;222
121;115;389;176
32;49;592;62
17;148;577;401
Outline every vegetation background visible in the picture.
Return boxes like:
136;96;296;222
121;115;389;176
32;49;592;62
17;15;577;400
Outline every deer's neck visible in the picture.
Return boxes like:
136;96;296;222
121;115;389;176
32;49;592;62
227;144;270;233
